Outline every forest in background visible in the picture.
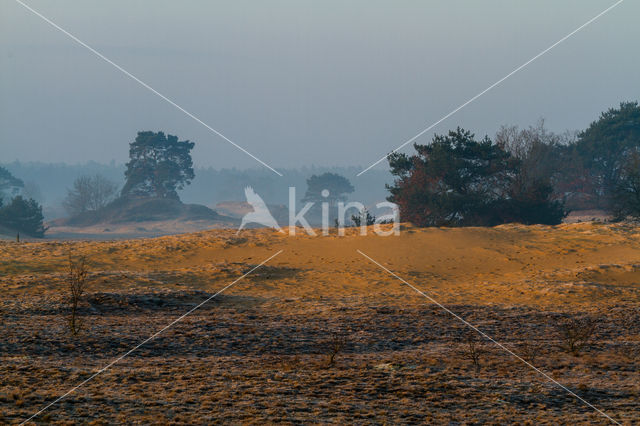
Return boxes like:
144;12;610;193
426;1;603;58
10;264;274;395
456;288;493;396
0;161;391;220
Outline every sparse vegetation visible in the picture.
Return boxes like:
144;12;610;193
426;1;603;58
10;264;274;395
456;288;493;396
66;254;89;335
324;332;348;368
517;338;544;365
557;316;598;356
351;209;375;227
457;330;484;372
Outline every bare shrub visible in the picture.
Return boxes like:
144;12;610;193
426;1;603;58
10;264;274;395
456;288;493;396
457;331;483;372
67;254;89;335
512;317;544;364
324;332;348;368
557;316;597;356
63;174;118;216
517;339;543;365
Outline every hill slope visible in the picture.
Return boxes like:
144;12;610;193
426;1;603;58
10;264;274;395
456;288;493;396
59;197;233;226
45;197;239;238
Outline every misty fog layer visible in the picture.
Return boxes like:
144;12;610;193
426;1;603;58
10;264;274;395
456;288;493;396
1;1;638;170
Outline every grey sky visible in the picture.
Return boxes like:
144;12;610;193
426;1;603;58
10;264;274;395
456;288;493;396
1;0;638;171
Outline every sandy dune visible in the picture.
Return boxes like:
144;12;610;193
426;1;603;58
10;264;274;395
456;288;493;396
3;222;639;308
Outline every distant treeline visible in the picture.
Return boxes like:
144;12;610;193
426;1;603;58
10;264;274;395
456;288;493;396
1;161;391;219
4;101;638;228
180;166;390;207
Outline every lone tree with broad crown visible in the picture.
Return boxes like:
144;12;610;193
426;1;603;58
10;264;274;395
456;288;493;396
121;131;195;200
303;172;354;206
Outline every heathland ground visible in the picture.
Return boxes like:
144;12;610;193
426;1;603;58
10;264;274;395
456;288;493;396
1;223;639;424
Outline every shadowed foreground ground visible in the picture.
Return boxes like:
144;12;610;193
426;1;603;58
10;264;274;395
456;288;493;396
1;223;639;424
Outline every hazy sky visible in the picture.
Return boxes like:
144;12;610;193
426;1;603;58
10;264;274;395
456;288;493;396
1;0;638;173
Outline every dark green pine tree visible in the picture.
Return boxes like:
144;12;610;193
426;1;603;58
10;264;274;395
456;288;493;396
121;131;195;200
0;195;47;237
387;127;565;227
0;165;24;201
574;101;640;207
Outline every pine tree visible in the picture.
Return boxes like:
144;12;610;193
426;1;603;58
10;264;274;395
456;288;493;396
0;195;47;237
121;131;195;199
